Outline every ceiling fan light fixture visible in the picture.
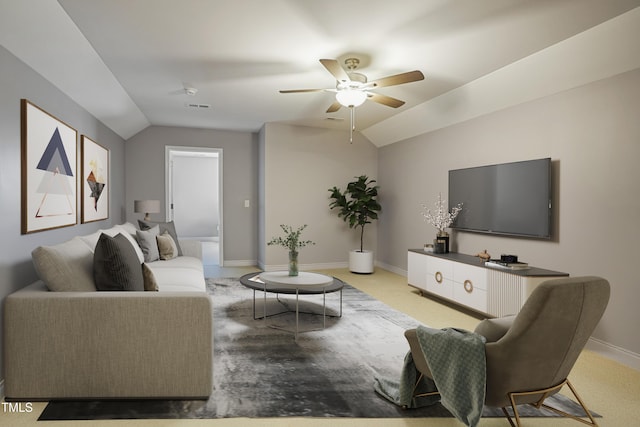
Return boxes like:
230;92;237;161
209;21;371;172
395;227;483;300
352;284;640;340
335;89;367;108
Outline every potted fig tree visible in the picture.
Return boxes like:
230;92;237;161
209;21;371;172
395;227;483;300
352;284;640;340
328;175;381;273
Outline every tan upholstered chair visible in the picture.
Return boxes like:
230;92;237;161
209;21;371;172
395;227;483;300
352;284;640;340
405;276;610;427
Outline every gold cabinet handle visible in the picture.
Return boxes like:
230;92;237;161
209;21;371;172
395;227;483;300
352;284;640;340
435;271;443;284
464;279;473;293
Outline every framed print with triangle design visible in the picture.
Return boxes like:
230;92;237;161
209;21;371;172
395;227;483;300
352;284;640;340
21;99;78;234
81;135;109;223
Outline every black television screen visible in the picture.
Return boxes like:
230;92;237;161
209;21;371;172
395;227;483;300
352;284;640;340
448;158;552;239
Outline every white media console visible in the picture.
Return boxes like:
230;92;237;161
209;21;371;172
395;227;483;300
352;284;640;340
407;249;568;317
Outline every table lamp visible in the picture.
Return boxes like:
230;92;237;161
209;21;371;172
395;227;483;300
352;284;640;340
134;200;160;221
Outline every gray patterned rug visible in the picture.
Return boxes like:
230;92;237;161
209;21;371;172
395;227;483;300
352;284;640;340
39;277;598;420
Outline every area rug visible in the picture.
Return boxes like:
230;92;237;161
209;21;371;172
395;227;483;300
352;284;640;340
39;277;598;420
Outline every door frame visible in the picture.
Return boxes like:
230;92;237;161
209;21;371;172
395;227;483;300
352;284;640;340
165;146;223;265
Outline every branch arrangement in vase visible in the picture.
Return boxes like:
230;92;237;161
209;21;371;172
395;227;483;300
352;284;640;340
421;192;463;234
267;224;315;276
267;224;315;252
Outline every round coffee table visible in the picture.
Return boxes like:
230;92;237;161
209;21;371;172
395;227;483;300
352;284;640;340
240;271;344;339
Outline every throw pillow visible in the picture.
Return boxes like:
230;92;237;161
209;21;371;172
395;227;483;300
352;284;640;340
93;233;144;291
31;237;97;291
157;231;178;260
142;263;159;291
138;219;183;256
136;225;160;262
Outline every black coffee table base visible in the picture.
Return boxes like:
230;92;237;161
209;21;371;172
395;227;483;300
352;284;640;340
239;272;344;338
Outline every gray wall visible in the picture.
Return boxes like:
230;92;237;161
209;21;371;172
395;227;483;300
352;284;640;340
377;69;640;358
259;123;378;269
0;45;126;380
125;126;258;264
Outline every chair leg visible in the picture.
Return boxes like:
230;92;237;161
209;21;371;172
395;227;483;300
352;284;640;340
506;379;598;427
400;372;440;410
501;407;518;427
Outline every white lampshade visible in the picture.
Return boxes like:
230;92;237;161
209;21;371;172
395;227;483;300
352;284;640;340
336;89;367;108
134;199;160;221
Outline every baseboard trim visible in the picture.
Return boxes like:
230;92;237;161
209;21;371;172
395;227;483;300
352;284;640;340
586;336;640;371
375;261;406;277
222;260;257;267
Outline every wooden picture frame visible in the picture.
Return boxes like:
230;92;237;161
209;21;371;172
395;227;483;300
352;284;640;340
81;135;109;223
21;99;78;234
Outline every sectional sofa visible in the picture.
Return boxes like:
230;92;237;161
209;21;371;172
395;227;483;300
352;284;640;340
3;222;213;401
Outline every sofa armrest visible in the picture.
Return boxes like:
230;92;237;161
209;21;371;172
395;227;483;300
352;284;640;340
4;281;212;400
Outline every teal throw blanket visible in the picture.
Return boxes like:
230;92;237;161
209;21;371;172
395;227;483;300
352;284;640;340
374;326;486;427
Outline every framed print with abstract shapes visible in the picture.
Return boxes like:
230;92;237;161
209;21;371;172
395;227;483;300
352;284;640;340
21;99;78;234
81;135;109;223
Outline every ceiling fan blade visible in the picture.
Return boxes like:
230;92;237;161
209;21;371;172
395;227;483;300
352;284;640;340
369;70;424;88
367;92;405;108
279;88;325;93
319;59;350;83
326;101;342;113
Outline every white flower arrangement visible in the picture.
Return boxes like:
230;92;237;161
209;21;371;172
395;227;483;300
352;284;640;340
421;193;463;233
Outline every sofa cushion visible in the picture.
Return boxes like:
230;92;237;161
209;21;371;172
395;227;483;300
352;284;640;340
157;231;178;260
31;237;97;292
93;233;144;291
139;220;183;256
146;256;203;271
78;229;104;252
146;256;206;292
136;226;160;262
117;222;138;235
79;225;145;264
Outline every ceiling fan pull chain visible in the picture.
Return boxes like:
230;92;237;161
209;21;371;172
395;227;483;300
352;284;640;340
350;107;355;143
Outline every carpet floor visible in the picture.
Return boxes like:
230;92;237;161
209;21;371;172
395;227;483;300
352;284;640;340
39;277;597;421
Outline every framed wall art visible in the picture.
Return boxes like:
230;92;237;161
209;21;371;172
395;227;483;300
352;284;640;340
81;135;109;223
21;99;78;234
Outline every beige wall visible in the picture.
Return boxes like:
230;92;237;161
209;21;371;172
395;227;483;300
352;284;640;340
377;69;640;360
260;123;378;269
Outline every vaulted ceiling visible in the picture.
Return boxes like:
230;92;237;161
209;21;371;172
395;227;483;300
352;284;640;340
1;0;639;145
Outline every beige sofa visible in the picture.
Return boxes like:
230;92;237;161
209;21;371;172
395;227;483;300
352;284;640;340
3;223;213;401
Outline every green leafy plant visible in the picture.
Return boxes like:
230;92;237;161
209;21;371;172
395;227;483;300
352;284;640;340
267;224;315;253
328;175;381;252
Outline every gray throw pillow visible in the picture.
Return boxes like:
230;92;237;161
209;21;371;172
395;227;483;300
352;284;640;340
138;219;183;256
136;225;160;262
93;233;144;291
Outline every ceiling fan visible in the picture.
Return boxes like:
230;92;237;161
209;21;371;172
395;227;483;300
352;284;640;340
280;58;424;142
280;58;424;111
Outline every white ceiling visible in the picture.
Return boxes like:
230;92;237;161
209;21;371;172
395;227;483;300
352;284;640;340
1;0;639;145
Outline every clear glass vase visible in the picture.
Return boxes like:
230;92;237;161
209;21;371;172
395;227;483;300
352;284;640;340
288;250;299;276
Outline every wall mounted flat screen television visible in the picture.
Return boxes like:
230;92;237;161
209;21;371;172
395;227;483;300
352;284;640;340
448;158;552;239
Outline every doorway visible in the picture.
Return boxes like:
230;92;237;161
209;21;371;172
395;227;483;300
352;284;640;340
166;146;223;267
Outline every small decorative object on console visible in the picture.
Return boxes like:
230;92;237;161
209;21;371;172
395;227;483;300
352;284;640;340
485;259;530;270
475;249;491;261
501;254;519;263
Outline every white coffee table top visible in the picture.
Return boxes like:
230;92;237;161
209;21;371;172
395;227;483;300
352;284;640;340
260;271;334;291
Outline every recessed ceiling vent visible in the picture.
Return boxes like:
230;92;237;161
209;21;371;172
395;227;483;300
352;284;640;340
184;103;211;109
